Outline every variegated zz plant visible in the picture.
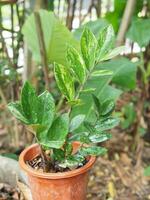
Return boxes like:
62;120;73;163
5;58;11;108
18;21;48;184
8;25;124;172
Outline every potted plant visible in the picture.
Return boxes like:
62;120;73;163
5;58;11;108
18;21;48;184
8;25;123;200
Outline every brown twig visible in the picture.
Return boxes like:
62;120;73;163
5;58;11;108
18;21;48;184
66;0;77;30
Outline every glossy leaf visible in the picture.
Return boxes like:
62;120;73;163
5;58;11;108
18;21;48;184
54;63;75;101
69;132;90;144
53;149;65;161
66;46;86;83
80;146;107;156
8;102;29;124
37;91;55;130
69;114;85;132
95;117;120;132
101;99;115;117
92;94;101;117
46;113;69;149
101;46;125;61
40;140;65;149
97;25;115;62
89;133;112;143
84;121;95;133
58;154;85;169
21;81;38;124
81;28;97;69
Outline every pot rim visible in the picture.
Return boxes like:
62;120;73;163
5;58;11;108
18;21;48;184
19;143;96;179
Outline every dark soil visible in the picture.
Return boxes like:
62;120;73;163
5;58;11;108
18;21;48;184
26;154;87;173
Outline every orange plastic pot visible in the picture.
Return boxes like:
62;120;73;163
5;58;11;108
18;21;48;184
19;142;96;200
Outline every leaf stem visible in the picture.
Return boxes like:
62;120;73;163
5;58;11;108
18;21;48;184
139;51;147;84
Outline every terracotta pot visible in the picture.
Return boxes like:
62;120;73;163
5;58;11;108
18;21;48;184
19;142;96;200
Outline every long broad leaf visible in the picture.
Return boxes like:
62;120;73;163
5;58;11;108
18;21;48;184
96;25;115;61
45;113;69;149
95;117;120;132
22;10;79;66
54;63;75;101
80;146;107;156
21;81;38;124
69;114;85;132
38;91;55;130
81;28;97;70
8;102;29;124
101;46;125;61
67;46;86;83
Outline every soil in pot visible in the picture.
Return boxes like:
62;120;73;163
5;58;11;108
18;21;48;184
26;154;88;173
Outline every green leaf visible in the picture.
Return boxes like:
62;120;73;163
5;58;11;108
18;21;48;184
96;58;138;90
27;124;46;136
80;146;107;156
84;121;95;133
101;46;125;61
101;99;115;117
69;114;85;132
99;85;122;103
121;103;136;129
69;132;90;144
96;25;115;61
89;133;112;143
45;113;69;149
80;28;97;69
92;94;101;117
66;46;86;83
58;154;85;169
127;18;150;48
37;91;55;130
8;102;29;124
21;81;38;124
53;149;65;161
22;10;79;66
73;19;109;39
91;70;113;77
144;166;150;177
95;117;120;132
41;140;65;149
54;63;75;101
